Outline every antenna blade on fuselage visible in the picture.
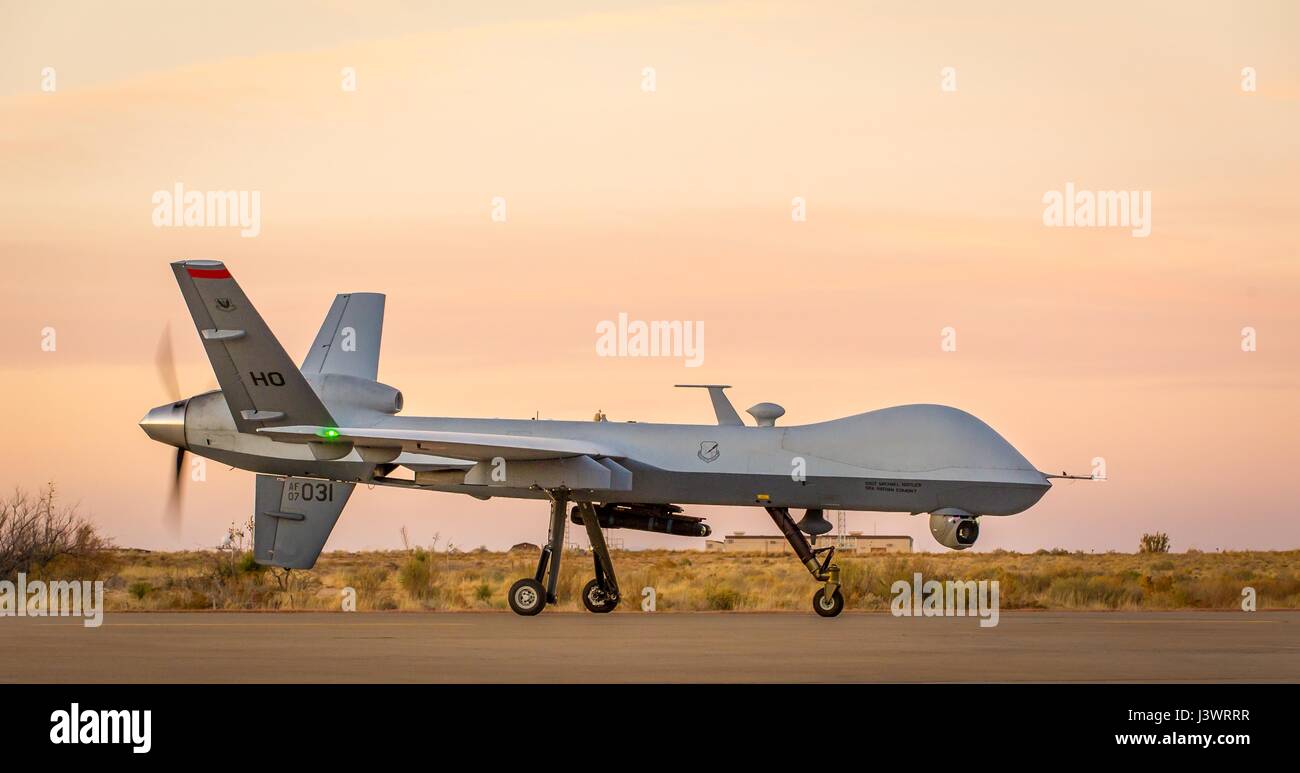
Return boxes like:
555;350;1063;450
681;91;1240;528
674;384;745;426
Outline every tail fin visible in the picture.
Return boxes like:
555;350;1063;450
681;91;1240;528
171;260;335;433
254;474;354;568
301;293;385;380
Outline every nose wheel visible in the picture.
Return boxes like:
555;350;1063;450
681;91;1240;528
812;587;844;617
766;506;846;617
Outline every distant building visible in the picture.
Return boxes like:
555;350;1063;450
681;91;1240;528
707;531;912;555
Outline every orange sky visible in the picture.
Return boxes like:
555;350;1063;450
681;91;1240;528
1;1;1297;553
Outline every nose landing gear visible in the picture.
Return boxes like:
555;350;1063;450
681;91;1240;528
765;506;845;617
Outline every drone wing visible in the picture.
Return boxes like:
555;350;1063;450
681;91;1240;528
258;426;633;490
258;426;623;461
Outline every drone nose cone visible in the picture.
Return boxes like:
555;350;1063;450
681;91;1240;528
140;401;188;449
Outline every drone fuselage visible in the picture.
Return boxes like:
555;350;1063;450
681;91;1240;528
151;389;1050;516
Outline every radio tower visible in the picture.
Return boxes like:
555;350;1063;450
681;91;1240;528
836;510;849;549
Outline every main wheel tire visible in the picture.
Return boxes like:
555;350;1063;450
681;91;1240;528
812;587;844;617
581;579;619;613
508;578;547;616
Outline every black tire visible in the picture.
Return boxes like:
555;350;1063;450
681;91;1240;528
812;587;844;617
581;579;619;614
508;578;547;616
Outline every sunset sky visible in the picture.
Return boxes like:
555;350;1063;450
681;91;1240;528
1;1;1297;553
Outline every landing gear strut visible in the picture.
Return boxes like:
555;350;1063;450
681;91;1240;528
508;489;569;616
575;502;620;613
765;506;844;617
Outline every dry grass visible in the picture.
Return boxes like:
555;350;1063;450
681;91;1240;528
94;547;1300;612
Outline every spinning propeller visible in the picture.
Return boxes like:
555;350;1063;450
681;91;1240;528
152;323;188;533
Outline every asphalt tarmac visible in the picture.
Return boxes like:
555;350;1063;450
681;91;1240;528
2;611;1296;683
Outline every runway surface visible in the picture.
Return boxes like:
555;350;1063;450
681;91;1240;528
2;611;1297;683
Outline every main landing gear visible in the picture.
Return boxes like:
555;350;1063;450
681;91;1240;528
508;490;622;616
765;506;844;617
576;502;620;613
